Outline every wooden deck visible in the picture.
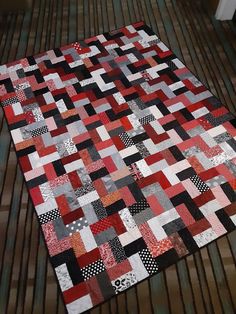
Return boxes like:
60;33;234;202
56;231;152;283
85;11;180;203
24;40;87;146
0;1;235;313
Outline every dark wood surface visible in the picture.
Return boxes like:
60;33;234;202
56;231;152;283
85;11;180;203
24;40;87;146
0;1;235;313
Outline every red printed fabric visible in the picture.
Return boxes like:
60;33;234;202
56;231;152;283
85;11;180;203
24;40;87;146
0;22;236;313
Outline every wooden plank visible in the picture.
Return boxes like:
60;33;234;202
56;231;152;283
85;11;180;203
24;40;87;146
68;0;78;43
54;0;63;48
117;292;128;314
137;0;151;27
126;286;139;314
149;272;170;314
227;231;236;263
129;0;141;22
177;1;226;102
186;254;206;314
150;0;170;46
217;237;236;310
100;0;109;33
192;1;236;112
77;0;84;40
23;213;40;313
48;0;57;49
109;296;118;314
83;0;91;38
61;0;69;45
31;0;46;54
142;0;158;33
7;192;28;314
0;167;24;313
44;259;59;313
112;0;124;28
193;251;214;313
171;0;208;88
1;15;18;63
40;0;50;51
199;247;223;313
155;0;183;59
106;0;116;31
31;231;48;313
166;1;200;77
120;0;131;26
8;13;26;61
221;21;236;52
207;242;234;313
25;0;41;55
165;265;185;314
93;0;99;35
0;149;18;269
101;299;111;314
96;0;104;34
89;0;95;36
176;259;196;314
0;123;12;205
137;280;153;314
90;304;101;314
57;284;67;313
16;200;34;314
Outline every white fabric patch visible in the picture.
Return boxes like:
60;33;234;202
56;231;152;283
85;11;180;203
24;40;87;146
119;208;137;230
12;102;23;115
199;199;222;216
96;125;110;141
148;217;167;241
193;228;217;248
118;227;142;247
11;129;23;144
56;99;67;113
55;264;73;292
66;294;93;314
135;159;152;177
64;159;85;173
113;92;126;105
128;253;149;281
78;190;100;206
79;226;97;252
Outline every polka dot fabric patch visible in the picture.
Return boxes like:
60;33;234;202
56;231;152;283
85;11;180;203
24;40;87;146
0;22;236;314
39;208;61;224
81;259;106;280
190;175;210;193
139;248;159;275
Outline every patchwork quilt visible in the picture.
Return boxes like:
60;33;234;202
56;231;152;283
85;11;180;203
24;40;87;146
0;22;236;313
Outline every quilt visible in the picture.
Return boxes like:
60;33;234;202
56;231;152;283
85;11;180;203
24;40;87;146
0;22;236;313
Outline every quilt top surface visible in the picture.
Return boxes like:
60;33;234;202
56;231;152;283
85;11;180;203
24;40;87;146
0;22;236;313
